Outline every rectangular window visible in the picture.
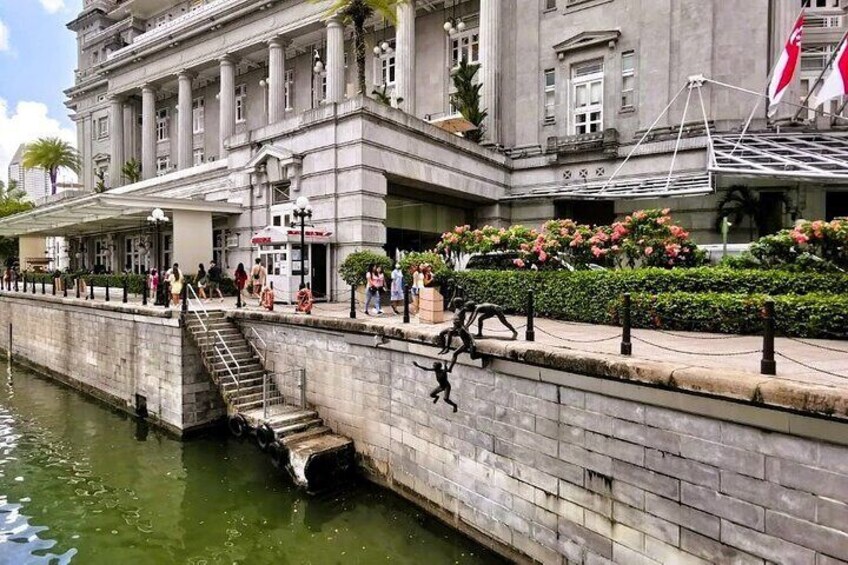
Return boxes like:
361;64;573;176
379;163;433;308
156;155;170;176
193;148;204;167
284;69;294;110
156;108;169;142
545;0;557;9
97;116;109;139
572;60;604;135
192;97;204;134
235;84;247;123
544;69;556;124
375;41;397;86
621;51;635;109
451;30;480;67
272;182;291;205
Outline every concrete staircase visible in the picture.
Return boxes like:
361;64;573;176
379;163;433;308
184;309;354;491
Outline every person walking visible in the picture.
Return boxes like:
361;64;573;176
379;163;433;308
168;263;183;307
196;263;208;300
365;264;385;315
234;263;248;305
390;263;404;315
148;269;159;303
207;261;224;302
411;265;425;314
250;258;267;299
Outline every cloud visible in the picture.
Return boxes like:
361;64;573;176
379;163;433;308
0;19;9;52
39;0;66;14
0;98;77;185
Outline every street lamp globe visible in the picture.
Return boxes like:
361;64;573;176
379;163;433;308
295;196;310;211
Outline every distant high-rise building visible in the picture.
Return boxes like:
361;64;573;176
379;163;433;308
7;144;52;202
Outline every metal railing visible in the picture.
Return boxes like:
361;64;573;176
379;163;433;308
246;326;267;365
214;345;240;401
262;367;306;418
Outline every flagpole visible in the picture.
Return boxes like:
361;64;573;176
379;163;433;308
793;28;848;121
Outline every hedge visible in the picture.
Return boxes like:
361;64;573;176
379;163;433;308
451;268;848;338
618;292;848;339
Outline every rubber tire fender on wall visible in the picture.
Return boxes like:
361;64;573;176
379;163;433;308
256;423;276;451
228;414;248;438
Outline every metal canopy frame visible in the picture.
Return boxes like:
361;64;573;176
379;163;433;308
0;194;244;238
507;172;713;201
709;133;848;181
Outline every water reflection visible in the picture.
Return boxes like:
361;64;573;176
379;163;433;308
0;367;505;564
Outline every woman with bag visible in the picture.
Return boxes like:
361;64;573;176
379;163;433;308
364;264;385;315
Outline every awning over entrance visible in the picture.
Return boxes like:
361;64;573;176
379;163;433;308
251;226;333;245
507;172;714;201
710;133;848;182
0;193;244;237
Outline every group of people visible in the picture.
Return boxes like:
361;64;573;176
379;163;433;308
147;261;225;306
363;262;434;316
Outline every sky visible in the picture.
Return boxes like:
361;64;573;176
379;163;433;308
0;0;81;184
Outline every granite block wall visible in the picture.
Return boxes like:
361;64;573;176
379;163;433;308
245;321;848;565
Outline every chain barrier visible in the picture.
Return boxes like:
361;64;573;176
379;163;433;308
775;352;848;380
534;324;620;344
631;335;761;357
787;337;848;354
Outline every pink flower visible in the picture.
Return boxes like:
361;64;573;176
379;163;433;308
538;250;548;262
792;231;810;245
513;258;525;269
634;211;647;220
661;208;671;215
591;246;605;258
644;246;654;256
570;233;584;247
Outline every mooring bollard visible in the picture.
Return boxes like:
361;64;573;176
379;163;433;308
63;277;67;298
403;284;411;324
75;278;80;299
123;277;128;303
621;293;632;356
525;290;536;342
349;284;356;319
89;279;95;300
32;278;36;295
22;275;27;294
41;279;45;295
142;279;148;306
761;299;776;375
105;281;110;302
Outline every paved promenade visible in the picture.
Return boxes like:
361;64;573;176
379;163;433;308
7;284;848;391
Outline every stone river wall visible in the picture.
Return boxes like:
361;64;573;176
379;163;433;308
235;312;848;565
0;294;224;434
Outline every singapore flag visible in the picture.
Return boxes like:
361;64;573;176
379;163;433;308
815;38;848;108
767;14;804;117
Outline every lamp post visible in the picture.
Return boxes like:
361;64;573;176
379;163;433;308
146;208;170;306
292;196;313;290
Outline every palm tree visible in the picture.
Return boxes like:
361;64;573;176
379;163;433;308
451;58;488;143
0;180;26;204
715;185;792;241
122;159;142;184
316;0;399;96
21;137;81;196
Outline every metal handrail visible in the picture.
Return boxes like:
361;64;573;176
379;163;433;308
186;284;209;320
215;345;240;400
247;326;267;364
213;330;240;373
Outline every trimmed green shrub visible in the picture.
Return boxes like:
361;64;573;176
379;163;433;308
339;251;393;287
399;251;449;286
452;268;848;338
25;272;238;296
616;292;848;338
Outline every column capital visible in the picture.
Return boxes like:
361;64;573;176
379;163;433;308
326;15;344;28
177;69;196;81
267;36;290;49
141;83;157;94
219;54;236;66
108;94;124;103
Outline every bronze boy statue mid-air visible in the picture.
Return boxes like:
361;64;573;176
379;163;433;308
413;361;458;413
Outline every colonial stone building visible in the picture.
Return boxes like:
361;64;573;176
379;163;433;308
2;0;847;298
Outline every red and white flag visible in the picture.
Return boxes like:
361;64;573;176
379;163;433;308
767;14;804;117
815;37;848;108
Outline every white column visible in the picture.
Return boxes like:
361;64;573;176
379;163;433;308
177;70;193;170
219;56;236;157
141;85;157;180
268;38;287;123
396;0;416;114
109;96;124;186
326;16;345;103
479;0;501;144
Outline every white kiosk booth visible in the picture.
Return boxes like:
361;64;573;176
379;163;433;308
251;226;333;303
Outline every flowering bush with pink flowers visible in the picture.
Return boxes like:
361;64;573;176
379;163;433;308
436;209;705;270
726;219;848;271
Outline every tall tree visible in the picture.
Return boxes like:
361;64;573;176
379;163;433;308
21;137;81;196
451;59;488;143
315;0;399;96
716;186;792;241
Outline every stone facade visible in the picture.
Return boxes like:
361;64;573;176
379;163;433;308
242;319;848;565
0;294;224;434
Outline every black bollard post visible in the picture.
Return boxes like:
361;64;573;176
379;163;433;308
22;275;27;293
403;284;410;324
162;281;170;309
142;278;148;306
105;281;110;302
32;277;36;295
89;279;95;300
236;284;242;309
525;290;536;342
51;277;56;296
122;276;128;303
181;285;188;315
621;293;632;356
349;284;356;319
761;300;776;375
13;276;18;292
41;278;45;295
62;277;67;298
75;278;80;299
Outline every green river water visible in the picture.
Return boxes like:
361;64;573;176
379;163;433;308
0;366;507;565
